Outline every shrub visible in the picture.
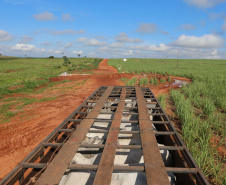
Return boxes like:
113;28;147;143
49;56;54;58
63;56;71;66
54;65;61;68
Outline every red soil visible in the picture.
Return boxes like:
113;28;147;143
0;59;191;180
210;136;226;158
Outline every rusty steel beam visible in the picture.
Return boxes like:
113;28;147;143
68;164;144;171
35;86;114;185
93;87;126;185
135;87;170;185
18;163;200;174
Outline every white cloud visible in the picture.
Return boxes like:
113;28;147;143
0;30;13;41
199;20;206;27
159;30;169;35
183;0;226;8
41;41;52;46
109;42;125;48
64;42;73;48
209;12;226;20
77;37;89;43
11;44;35;51
19;35;33;44
53;49;64;54
77;37;107;46
115;32;143;43
128;44;169;52
11;44;45;52
222;21;226;31
72;50;83;55
49;29;85;35
136;23;157;34
85;39;107;46
173;34;223;48
33;12;56;21
180;24;196;31
122;50;133;55
61;14;74;21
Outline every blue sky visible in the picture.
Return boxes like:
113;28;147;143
0;0;226;59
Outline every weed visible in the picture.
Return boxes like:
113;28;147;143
150;78;155;84
154;78;158;85
160;78;166;83
158;94;166;109
120;78;127;83
139;77;149;86
126;77;137;86
203;99;216;117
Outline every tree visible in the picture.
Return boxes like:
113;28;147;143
77;54;81;58
63;56;71;66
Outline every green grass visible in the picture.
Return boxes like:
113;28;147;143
0;96;56;123
158;94;166;109
126;77;137;86
108;58;226;184
0;57;102;96
160;78;166;83
150;77;155;84
120;78;128;83
170;90;225;184
154;77;158;85
139;77;149;86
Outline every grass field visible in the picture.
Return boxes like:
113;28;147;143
108;58;226;184
0;56;102;123
0;56;101;96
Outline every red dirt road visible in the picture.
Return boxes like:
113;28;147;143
0;59;190;180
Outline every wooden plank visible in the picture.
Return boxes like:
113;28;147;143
35;86;114;185
93;87;126;185
135;87;170;185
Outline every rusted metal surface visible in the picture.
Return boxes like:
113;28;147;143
135;87;170;185
35;86;113;185
0;86;210;185
93;87;126;185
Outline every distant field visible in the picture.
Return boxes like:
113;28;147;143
108;58;226;184
0;57;101;96
0;56;102;123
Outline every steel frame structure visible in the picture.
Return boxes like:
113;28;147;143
0;86;210;185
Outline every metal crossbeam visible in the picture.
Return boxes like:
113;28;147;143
35;86;114;185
